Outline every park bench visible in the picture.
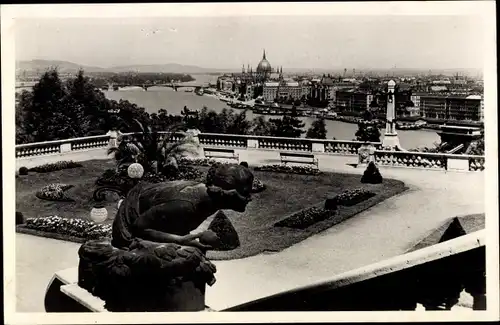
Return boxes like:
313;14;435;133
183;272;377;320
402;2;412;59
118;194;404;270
203;147;239;162
280;152;318;168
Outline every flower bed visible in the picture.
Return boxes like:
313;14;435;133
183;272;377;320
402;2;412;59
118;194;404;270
143;165;205;183
29;161;83;173
35;183;75;202
21;216;112;241
274;206;336;229
331;188;376;206
252;178;266;193
178;157;225;167
254;164;321;176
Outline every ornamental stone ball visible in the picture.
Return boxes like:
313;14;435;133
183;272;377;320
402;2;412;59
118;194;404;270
127;163;144;179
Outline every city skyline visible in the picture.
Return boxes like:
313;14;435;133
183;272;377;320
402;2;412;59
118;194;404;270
15;15;485;72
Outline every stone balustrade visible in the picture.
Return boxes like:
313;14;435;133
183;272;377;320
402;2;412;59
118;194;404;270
324;140;382;155
15;132;485;172
16;135;110;159
224;229;486;312
375;150;486;172
198;133;247;148
69;135;110;151
375;150;448;170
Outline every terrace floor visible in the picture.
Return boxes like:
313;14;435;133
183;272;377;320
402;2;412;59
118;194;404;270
14;149;485;312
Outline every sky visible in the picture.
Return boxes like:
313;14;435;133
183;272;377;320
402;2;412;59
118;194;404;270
15;15;485;70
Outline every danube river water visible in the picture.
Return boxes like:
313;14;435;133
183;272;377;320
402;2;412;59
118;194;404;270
103;76;440;149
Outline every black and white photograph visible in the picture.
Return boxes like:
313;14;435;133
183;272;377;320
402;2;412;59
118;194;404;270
2;2;498;323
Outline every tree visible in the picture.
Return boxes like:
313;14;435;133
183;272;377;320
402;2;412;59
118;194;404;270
20;68;87;142
225;109;252;135
355;110;381;142
269;107;305;138
250;115;273;136
66;69;108;134
306;118;327;139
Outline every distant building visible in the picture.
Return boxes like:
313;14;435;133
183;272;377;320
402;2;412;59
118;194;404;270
419;94;482;121
309;75;335;103
263;70;303;102
335;90;372;113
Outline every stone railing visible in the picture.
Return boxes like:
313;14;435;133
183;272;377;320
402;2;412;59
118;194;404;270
16;135;110;159
15;132;484;172
324;140;382;156
374;150;485;172
257;136;312;152
224;229;486;312
198;133;247;148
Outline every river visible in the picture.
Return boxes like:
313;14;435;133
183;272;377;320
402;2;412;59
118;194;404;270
103;75;440;149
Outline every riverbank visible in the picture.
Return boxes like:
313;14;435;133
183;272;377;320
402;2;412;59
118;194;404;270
104;88;441;149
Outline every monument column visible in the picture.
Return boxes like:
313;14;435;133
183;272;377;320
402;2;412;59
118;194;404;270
382;80;401;149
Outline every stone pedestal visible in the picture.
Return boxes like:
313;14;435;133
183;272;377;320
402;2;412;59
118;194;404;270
357;144;375;167
312;142;325;153
247;139;259;149
382;133;401;150
60;143;72;153
77;239;215;312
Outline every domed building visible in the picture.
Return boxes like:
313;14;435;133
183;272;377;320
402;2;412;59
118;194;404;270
256;49;272;80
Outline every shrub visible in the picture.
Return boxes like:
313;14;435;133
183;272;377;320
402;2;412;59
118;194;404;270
36;183;74;202
16;212;25;225
19;167;29;175
254;164;321;175
361;162;383;184
251;178;266;193
330;188;376;207
24;216;112;240
324;198;338;211
29;161;83;173
275;206;336;229
200;211;240;251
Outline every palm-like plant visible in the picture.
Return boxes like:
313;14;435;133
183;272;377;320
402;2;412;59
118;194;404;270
110;119;199;175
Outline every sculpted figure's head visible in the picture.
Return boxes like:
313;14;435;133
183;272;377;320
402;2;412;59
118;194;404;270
206;163;254;212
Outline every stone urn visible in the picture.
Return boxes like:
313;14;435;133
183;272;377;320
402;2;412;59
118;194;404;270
358;143;375;167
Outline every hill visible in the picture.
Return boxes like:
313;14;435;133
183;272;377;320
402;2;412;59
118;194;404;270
16;60;105;73
108;63;232;74
16;60;232;75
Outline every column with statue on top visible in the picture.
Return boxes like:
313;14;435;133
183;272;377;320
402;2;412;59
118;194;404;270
381;80;401;150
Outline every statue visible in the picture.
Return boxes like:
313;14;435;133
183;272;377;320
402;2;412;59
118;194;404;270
78;163;254;312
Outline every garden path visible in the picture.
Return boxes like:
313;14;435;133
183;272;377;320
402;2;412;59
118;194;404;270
14;150;485;311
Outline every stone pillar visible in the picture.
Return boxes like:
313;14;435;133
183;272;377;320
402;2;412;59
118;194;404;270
312;142;325;153
186;129;203;158
107;130;119;148
186;129;201;144
247;139;259;149
357;143;374;167
382;80;401;149
60;143;72;153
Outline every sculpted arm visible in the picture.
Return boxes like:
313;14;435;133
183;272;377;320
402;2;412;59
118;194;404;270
134;201;208;248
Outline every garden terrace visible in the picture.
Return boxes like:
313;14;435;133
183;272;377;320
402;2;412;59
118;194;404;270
15;132;484;172
15;159;407;260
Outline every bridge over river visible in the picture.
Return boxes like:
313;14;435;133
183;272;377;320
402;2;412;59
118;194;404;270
15;81;214;91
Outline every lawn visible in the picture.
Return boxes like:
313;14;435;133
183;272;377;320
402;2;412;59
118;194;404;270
16;159;407;260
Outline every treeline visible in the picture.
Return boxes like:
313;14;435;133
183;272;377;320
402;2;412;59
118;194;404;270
16;69;329;144
89;72;195;88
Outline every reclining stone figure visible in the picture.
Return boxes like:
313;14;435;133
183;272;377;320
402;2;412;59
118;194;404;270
78;163;254;312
